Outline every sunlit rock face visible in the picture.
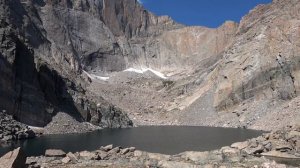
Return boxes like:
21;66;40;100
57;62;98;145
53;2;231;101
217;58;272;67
40;0;237;74
213;0;300;110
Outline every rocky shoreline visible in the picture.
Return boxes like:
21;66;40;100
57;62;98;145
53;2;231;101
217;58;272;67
0;125;298;168
0;112;36;147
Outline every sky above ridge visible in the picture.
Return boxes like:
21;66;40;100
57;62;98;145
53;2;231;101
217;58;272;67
139;0;272;28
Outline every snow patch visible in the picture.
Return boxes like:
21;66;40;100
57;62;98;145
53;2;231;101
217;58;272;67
124;68;145;74
28;126;44;129
93;76;109;81
83;70;110;81
124;68;167;79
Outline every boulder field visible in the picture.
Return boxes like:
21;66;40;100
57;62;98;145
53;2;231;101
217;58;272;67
0;112;35;146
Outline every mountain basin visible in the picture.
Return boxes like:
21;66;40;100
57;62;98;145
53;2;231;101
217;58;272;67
0;126;264;157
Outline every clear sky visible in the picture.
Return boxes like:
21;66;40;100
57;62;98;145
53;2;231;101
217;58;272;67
139;0;272;28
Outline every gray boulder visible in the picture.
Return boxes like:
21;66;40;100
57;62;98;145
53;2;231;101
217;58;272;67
0;147;26;168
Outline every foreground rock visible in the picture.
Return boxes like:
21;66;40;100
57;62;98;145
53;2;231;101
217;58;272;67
45;149;66;157
24;147;290;168
0;147;26;168
25;125;300;168
0;112;35;146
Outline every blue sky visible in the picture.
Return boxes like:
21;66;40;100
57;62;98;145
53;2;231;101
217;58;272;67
139;0;272;28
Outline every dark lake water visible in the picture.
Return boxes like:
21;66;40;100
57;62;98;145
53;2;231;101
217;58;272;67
0;126;264;157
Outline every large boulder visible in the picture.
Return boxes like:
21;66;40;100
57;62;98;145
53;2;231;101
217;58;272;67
100;144;113;152
45;149;66;157
0;147;26;168
231;141;249;150
179;151;222;164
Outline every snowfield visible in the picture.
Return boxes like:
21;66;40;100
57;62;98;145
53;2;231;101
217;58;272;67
83;67;167;81
83;71;110;81
124;68;167;79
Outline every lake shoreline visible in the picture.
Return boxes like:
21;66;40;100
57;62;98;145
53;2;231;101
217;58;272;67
1;118;267;157
0;126;264;157
1;125;299;168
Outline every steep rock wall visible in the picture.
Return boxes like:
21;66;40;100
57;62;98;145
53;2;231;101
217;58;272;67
0;0;132;127
213;0;300;110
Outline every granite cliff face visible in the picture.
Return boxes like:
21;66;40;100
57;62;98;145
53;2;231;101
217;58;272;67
213;0;300;110
43;0;236;73
178;0;300;129
43;0;184;73
0;0;299;131
0;0;238;128
0;0;132;128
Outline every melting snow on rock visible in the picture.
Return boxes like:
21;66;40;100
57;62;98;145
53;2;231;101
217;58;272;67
124;68;167;79
83;71;110;81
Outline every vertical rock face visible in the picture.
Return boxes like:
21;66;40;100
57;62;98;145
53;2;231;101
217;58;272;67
40;0;237;74
0;0;132;127
156;21;238;72
41;0;184;73
0;0;52;126
213;0;300;110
